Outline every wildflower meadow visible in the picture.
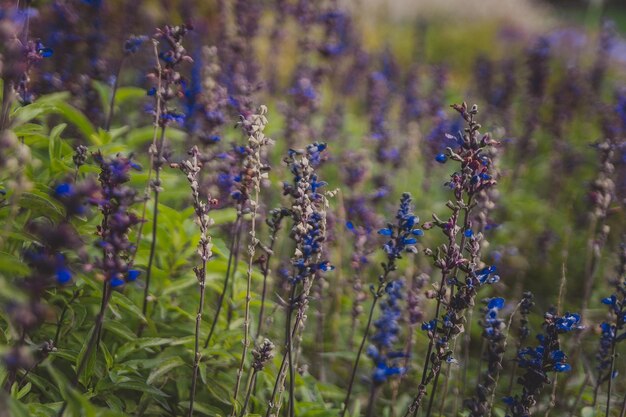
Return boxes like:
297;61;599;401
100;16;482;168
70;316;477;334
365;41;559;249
0;0;625;416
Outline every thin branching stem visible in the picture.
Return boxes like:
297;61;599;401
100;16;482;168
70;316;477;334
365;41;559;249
205;212;243;348
340;266;392;417
188;253;208;417
139;125;166;334
104;57;126;132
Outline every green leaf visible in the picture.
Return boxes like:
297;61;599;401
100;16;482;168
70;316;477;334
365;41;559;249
0;252;30;276
75;327;98;385
115;86;147;105
110;291;147;323
116;338;175;361
7;397;31;417
104;320;135;340
147;356;186;384
14;382;31;400
18;192;64;221
115;379;169;397
53;102;98;144
179;401;225;416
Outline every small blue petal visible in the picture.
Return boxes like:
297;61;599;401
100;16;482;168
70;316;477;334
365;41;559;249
554;363;571;372
110;278;125;288
464;229;474;238
39;47;53;58
487;297;505;310
378;228;393;236
54;183;73;197
435;153;448;163
127;270;141;281
56;267;72;284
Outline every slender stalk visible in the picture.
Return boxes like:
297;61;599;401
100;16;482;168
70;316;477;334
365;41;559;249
188;254;208;417
339;290;381;417
605;340;617;417
139;126;166;335
0;79;13;132
619;391;626;417
265;283;299;417
181;146;213;417
286;284;296;417
365;384;381;417
204;213;243;348
53;290;81;345
104;57;126;131
226;229;244;327
233;136;265;407
429;198;473;417
407;270;447;417
256;227;281;339
264;288;304;417
486;302;522;417
239;370;257;417
131;41;162;267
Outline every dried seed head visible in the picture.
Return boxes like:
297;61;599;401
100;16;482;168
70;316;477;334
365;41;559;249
252;338;275;371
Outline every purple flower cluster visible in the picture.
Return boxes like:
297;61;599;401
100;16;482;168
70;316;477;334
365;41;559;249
93;152;141;287
283;142;333;283
148;24;192;127
465;297;506;416
505;310;582;417
377;192;423;269
368;280;407;384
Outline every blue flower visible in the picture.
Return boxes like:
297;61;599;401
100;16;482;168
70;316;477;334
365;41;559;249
555;313;582;332
38;47;53;58
127;270;141;281
55;267;72;284
422;319;436;332
378;228;393;236
487;297;505;310
54;183;73;197
110;277;125;288
554;363;571;372
368;280;407;384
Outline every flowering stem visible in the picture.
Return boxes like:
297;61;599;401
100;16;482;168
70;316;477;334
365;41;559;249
226;230;244;327
256;228;281;339
408;270;447;417
0;80;13;132
340;270;389;417
239;370;258;417
53;290;81;346
204;212;243;348
104;57;126;132
180;146;213;417
605;338;617;417
287;284;296;417
365;384;381;417
131;41;162;270
232;200;260;410
139;125;166;335
264;283;299;417
486;302;522;417
188;255;208;417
